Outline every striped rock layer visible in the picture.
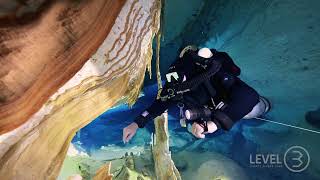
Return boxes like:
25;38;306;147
0;0;161;179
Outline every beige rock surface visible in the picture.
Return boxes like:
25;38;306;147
152;113;182;180
93;162;113;180
0;0;161;179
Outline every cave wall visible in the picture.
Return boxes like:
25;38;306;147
0;0;161;179
0;0;128;134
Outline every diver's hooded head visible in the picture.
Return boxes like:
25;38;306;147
166;46;217;84
197;47;213;59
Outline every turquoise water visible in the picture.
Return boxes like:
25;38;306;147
69;0;320;179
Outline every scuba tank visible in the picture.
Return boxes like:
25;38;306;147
160;55;222;102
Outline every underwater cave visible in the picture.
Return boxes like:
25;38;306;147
0;0;319;179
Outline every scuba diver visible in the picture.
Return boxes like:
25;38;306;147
123;46;271;143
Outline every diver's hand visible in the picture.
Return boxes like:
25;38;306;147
191;121;218;138
191;122;205;139
206;121;218;133
123;122;139;143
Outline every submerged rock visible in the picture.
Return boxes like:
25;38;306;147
305;108;320;128
152;113;182;180
195;159;247;180
93;162;113;180
173;151;248;180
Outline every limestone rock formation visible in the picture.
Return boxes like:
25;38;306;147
90;112;181;180
0;0;161;179
152;113;182;180
112;152;151;180
67;174;83;180
172;151;249;180
93;162;113;180
91;150;153;180
0;0;126;134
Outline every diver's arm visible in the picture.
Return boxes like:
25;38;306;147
134;97;173;128
178;60;222;91
123;95;172;143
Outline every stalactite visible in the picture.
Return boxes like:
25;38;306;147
156;0;165;99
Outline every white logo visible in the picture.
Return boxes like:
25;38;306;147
284;146;310;172
141;111;149;117
249;145;310;173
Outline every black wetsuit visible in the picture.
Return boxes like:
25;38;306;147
134;49;260;130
